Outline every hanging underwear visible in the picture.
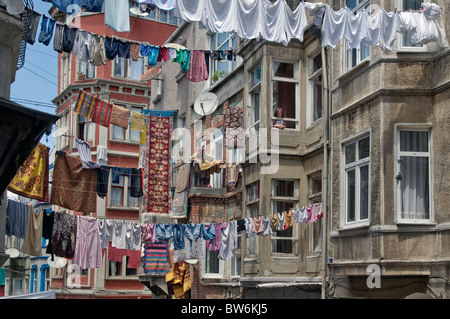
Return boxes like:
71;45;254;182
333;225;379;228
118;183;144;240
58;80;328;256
105;36;119;60
117;39;131;59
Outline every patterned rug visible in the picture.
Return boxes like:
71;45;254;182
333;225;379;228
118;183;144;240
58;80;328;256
144;115;172;214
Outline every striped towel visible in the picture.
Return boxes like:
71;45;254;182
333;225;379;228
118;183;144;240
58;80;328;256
144;241;170;275
75;90;113;127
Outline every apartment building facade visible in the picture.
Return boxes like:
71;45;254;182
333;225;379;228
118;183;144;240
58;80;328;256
50;6;177;299
150;0;326;299
327;0;450;299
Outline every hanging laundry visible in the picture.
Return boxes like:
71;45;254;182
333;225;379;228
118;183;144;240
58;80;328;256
49;0;82;14
277;212;286;231
110;104;130;129
218;220;237;260
38;15;56;46
261;216;272;236
186;49;208;82
90;34;108;66
134;0;176;11
75;138;100;169
130;42;140;61
173;234;203;263
26;11;41;45
105;36;119;60
157;46;169;62
96;166;110;198
145;45;160;66
47;211;77;259
172;224;186;250
71;30;94;63
75;90;114;128
42;209;54;245
126;222;142;251
141;222;156;244
50;151;97;212
143;115;172;214
73;215;103;269
244;218;254;238
8;143;50;202
270;213;278;232
156;223;173;242
170;189;188;218
6;200;29;239
143;241;170;275
225;165;239;186
252;216;264;235
21;207;44;257
53;23;64;53
130;111;146;132
97;145;108;165
130;168;144;198
117;39;131;59
206;222;226;252
166;250;191;299
104;0;130;32
1;0;24;14
62;25;78;53
108;242;141;270
82;0;103;12
285;208;293;227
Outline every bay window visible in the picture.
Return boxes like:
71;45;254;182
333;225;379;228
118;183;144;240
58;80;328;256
344;135;370;225
396;127;432;222
271;179;299;254
271;60;299;130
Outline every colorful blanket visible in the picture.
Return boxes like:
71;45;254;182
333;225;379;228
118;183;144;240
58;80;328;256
144;241;170;275
8;143;49;201
144;115;172;214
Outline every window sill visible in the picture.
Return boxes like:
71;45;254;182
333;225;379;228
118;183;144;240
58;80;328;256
107;206;140;212
109;139;140;145
336;58;370;83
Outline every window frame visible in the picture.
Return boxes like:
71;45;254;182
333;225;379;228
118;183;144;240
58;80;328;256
76;59;96;80
344;0;371;72
397;0;430;52
108;173;139;210
270;58;300;130
248;64;262;134
112;55;148;82
209;32;240;83
202;249;224;279
307;52;323;127
342;133;371;228
270;179;299;256
395;124;433;224
109;102;144;144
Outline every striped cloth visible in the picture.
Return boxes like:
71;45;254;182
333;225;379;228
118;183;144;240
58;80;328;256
75;138;100;169
144;241;170;275
75;90;113;127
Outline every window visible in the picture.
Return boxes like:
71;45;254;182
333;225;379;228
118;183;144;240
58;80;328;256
56;110;70;149
272;61;299;129
109;174;139;209
345;0;371;71
396;128;431;222
210;33;239;78
210;128;224;188
307;53;323;125
203;250;223;278
344;135;370;225
107;253;137;278
60;53;70;93
271;179;299;254
76;60;95;80
398;0;428;51
248;65;261;133
113;56;146;81
110;105;142;143
246;181;260;256
77;115;94;142
138;7;179;25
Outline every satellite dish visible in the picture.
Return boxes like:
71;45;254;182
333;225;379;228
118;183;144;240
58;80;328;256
194;92;218;117
130;5;149;16
52;126;69;138
47;256;67;268
185;259;198;265
164;43;187;50
6;248;19;258
140;67;161;81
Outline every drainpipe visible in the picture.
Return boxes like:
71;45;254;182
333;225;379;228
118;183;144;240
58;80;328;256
320;45;331;300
